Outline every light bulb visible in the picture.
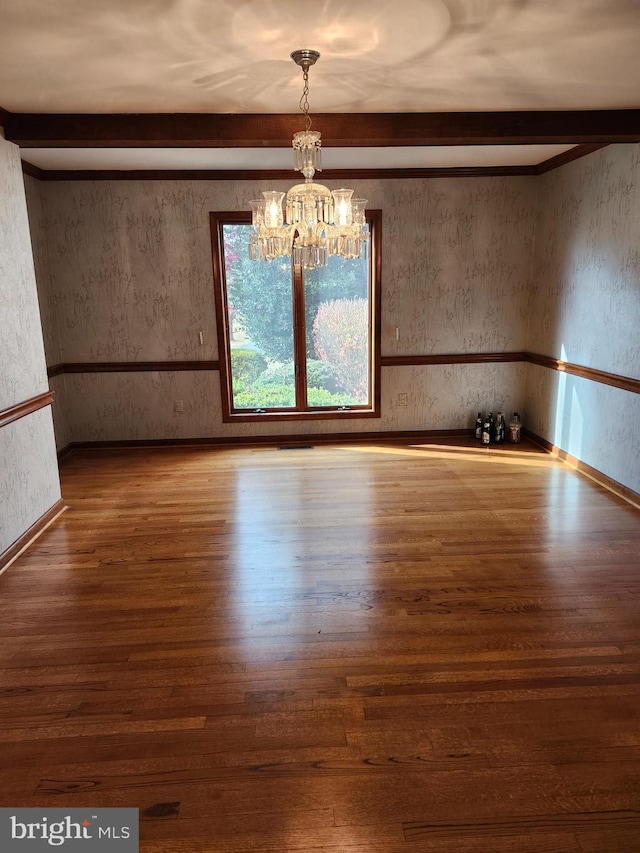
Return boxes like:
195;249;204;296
262;191;284;228
332;189;353;226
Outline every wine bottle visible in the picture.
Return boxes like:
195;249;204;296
494;412;503;444
482;412;492;445
475;412;483;441
508;412;522;444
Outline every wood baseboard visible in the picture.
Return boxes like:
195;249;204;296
57;443;74;461
524;429;640;510
59;429;472;457
0;498;67;575
52;430;640;511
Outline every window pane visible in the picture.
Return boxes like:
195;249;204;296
222;224;296;409
304;243;371;408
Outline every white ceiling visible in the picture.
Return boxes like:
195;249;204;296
1;0;638;171
2;0;639;114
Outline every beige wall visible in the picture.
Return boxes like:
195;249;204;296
0;132;60;555
26;175;536;444
525;144;640;494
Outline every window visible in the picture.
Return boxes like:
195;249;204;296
210;210;381;422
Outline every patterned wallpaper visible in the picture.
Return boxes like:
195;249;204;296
38;176;537;363
62;363;525;443
0;409;61;553
0;134;61;556
381;178;538;356
0;136;49;409
28;175;536;444
529;144;640;376
48;374;70;451
23;175;62;366
526;143;640;494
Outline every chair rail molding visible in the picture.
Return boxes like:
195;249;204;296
0;391;54;429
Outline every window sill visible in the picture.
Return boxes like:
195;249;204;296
222;408;380;423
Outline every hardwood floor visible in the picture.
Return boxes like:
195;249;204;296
1;439;640;852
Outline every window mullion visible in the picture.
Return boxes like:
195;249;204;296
292;261;308;410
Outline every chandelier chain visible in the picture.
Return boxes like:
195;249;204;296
299;67;312;132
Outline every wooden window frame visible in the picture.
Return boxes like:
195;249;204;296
210;209;382;423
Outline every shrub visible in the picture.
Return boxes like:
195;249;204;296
313;298;369;401
233;385;296;409
253;362;295;389
230;348;267;388
306;359;339;393
252;359;340;394
233;384;355;410
307;387;354;407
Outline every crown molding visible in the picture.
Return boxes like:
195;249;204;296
6;110;640;148
25;165;541;181
21;159;46;180
536;143;609;173
18;146;607;183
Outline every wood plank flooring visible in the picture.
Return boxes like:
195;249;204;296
1;439;640;851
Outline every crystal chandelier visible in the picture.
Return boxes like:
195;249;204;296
248;50;368;271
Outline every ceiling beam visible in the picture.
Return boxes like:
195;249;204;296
6;110;640;148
